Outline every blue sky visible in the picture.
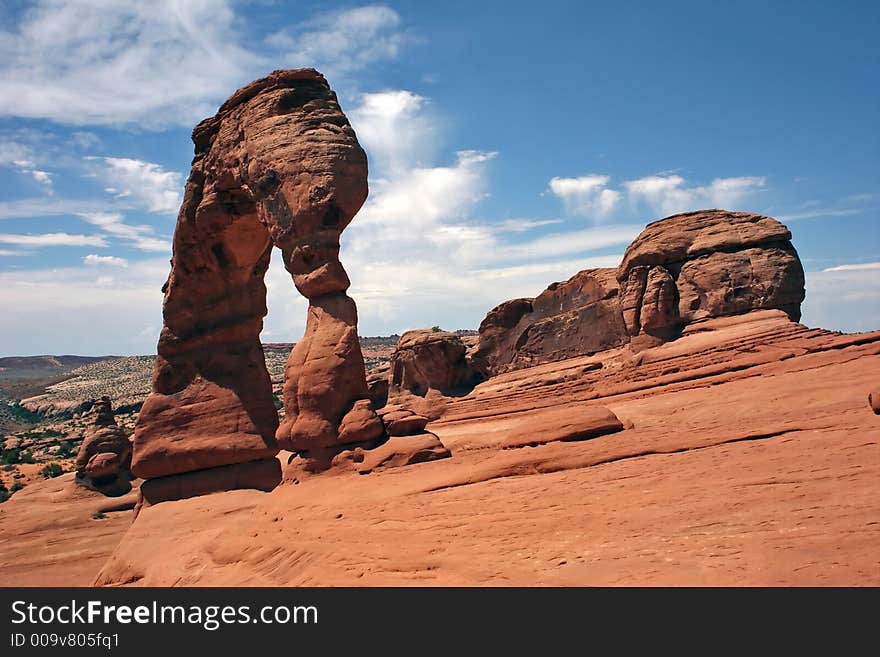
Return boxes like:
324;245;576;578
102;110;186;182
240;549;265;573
0;0;877;355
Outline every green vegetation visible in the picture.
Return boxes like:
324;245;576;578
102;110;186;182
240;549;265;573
92;511;106;520
39;463;64;479
0;447;36;465
431;326;441;332
0;480;8;503
56;440;77;458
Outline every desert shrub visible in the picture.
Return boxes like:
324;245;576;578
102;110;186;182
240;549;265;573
0;448;21;465
0;480;8;503
10;482;23;492
92;511;106;520
272;393;283;410
18;451;35;464
431;325;441;332
40;463;64;479
56;440;76;458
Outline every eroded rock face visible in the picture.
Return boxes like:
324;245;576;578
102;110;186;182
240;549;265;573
617;209;805;341
386;330;479;419
476;209;806;370
132;69;379;487
76;397;131;485
474;269;629;376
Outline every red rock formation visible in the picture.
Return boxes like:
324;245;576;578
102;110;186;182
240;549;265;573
477;209;806;370
386;329;479;419
132;69;380;490
617;209;805;342
870;389;880;415
75;397;131;485
474;268;629;376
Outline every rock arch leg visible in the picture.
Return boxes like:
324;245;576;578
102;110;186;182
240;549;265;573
132;175;280;486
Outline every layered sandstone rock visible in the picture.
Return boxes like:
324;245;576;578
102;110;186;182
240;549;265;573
377;407;430;436
356;432;451;474
365;362;391;408
476;209;806;370
474;268;629;376
132;69;379;490
386;329;479;419
75;397;131;485
617;209;805;343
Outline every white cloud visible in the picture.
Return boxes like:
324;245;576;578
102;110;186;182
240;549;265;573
822;262;880;272
84;253;128;267
777;208;867;222
0;249;30;257
491;218;564;233
0;258;168;355
349;90;434;175
336;91;639;336
485;225;641;264
623;175;766;216
77;212;170;253
0;0;259;128
0;197;118;219
803;268;880;334
356;149;495;234
267;5;408;79
94;157;182;214
0;3;416;129
548;175;621;219
0;140;53;189
0;232;107;247
27;169;52;186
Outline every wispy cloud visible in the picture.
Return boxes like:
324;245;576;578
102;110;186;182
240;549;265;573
348;90;435;175
267;5;410;80
0;232;107;247
803;267;880;333
490;218;564;233
340;90;639;334
92;157;182;214
623;175;767;216
546;172;767;219
822;261;880;272
548;175;621;219
0;139;54;190
0;0;261;128
777;208;868;222
84;254;128;267
77;212;170;253
0;2;414;128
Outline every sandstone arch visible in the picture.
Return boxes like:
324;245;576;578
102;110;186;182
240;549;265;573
132;69;382;492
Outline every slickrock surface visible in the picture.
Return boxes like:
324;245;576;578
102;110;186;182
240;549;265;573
133;69;379;490
0;473;139;586
75;310;876;586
